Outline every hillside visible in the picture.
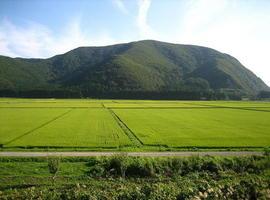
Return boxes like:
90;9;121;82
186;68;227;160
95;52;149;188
0;40;268;97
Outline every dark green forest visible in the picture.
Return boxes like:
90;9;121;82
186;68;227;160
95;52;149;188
0;40;269;99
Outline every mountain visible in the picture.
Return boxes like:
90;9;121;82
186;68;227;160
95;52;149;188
0;40;269;96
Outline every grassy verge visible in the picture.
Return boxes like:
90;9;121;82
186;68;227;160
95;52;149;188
0;146;267;152
0;155;269;199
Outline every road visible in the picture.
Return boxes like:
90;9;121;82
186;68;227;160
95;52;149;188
0;151;263;157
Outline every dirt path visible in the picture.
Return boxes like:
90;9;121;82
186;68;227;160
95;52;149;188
0;151;263;157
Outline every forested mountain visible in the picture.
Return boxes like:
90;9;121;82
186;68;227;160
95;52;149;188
0;40;268;98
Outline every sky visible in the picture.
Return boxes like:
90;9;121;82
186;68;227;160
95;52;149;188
0;0;270;86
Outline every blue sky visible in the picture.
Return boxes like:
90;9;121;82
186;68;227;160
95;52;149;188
0;0;270;85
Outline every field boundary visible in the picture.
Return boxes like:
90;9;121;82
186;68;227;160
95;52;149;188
0;151;264;157
0;107;103;109
0;145;265;152
183;102;270;112
4;109;74;146
0;105;213;109
107;108;144;147
227;107;270;113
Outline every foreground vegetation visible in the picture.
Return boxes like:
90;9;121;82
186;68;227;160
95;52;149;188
0;99;270;150
0;155;269;199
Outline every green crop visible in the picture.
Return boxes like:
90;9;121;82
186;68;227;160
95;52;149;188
0;99;269;150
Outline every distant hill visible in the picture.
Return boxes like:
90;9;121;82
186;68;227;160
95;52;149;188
0;40;269;98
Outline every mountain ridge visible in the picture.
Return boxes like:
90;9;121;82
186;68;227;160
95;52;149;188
0;40;268;97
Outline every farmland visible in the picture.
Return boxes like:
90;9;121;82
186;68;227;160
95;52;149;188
0;98;270;150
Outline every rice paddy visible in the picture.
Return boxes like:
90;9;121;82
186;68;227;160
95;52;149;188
0;99;269;150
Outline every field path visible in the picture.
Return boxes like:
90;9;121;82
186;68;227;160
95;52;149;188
102;102;143;147
0;151;263;157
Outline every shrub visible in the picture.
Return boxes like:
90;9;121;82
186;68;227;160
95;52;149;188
104;155;129;178
48;157;60;181
126;158;155;178
177;187;195;200
180;157;203;175
201;158;221;174
263;147;270;156
85;155;270;179
87;158;105;177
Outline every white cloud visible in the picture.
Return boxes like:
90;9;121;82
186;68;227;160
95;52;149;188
0;30;17;57
113;0;129;14
181;0;229;36
136;0;158;39
0;0;269;85
0;18;118;58
170;0;270;86
0;19;52;58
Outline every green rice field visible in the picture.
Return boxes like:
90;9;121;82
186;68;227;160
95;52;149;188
0;98;270;150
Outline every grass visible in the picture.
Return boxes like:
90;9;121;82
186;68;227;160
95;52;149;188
0;161;88;177
104;101;207;108
246;107;270;112
4;108;131;148
114;108;270;147
0;108;68;144
188;101;270;107
0;98;270;150
0;101;103;108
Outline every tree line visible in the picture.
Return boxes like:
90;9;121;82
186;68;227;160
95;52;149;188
0;88;246;100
